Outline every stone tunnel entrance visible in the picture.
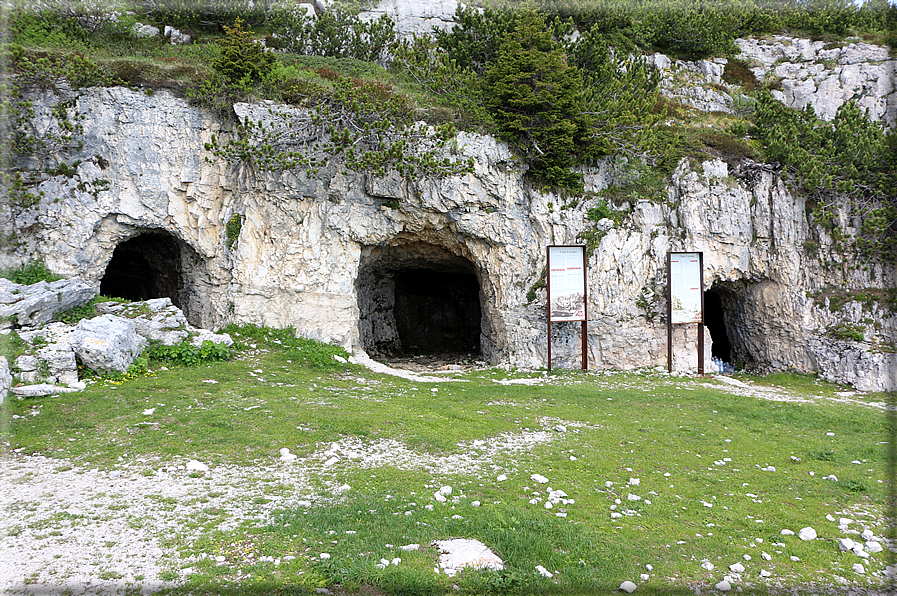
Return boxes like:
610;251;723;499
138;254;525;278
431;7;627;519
100;231;197;322
704;282;763;369
356;242;484;360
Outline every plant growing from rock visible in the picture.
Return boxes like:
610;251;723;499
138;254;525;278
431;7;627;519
268;6;395;64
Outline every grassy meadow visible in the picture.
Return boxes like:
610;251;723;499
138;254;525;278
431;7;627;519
1;330;894;595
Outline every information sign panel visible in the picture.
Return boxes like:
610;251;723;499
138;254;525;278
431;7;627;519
669;252;703;324
548;246;586;322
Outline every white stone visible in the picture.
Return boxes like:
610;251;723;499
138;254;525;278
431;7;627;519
780;529;794;536
434;539;503;577
861;529;874;541
11;383;82;397
759;569;771;578
865;541;883;554
186;460;208;472
619;580;637;593
701;561;715;571
628;478;640;486
497;474;508;482
531;474;549;484
729;563;745;573
714;580;732;591
798;527;817;541
852;563;864;574
761;551;771;561
320;553;330;560
640;573;649;581
535;565;553;578
838;538;855;552
0;278;94;327
132;22;160;38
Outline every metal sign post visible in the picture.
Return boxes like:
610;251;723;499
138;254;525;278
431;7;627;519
667;251;704;375
547;245;588;371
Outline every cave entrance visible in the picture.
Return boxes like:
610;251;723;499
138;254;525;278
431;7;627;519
100;232;192;318
357;242;484;361
704;288;733;362
394;268;481;354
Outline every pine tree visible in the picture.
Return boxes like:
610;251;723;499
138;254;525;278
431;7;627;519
484;10;587;192
213;18;276;86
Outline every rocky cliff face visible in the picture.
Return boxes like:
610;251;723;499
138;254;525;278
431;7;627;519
5;62;895;390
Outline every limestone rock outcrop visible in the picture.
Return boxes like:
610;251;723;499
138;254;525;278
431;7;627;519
736;36;896;127
0;278;94;327
4;66;894;390
5;289;233;392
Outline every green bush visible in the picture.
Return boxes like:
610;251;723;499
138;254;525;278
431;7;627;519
11;11;90;50
749;91;896;262
268;6;395;63
146;339;232;367
639;2;739;59
225;213;243;248
484;11;588;192
138;0;273;32
213;18;275;86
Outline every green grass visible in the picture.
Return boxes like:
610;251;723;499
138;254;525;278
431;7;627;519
3;342;894;594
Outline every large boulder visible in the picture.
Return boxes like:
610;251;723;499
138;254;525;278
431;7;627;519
0;278;95;327
72;315;146;373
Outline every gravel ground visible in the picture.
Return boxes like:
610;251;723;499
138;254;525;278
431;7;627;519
0;420;564;595
0;453;319;595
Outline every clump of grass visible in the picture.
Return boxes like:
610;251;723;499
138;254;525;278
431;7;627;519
1;260;62;285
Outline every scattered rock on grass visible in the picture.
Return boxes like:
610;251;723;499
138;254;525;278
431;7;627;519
433;538;503;577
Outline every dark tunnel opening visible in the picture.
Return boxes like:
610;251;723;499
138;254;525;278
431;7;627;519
704;288;733;362
100;232;185;311
356;243;485;359
394;268;481;354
